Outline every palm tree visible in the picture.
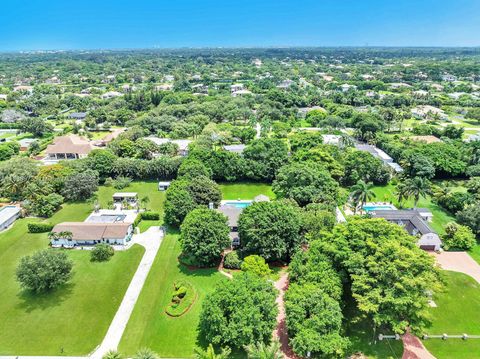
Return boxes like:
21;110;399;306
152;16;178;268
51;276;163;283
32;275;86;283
133;348;159;359
245;339;282;359
349;180;375;214
194;344;231;359
398;177;431;209
141;195;150;210
102;350;123;359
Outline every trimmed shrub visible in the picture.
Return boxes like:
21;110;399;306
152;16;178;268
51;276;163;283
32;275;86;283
28;222;54;233
223;251;242;270
166;280;196;317
141;211;160;220
91;243;115;262
133;213;142;228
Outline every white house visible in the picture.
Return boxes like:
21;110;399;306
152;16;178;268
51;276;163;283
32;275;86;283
50;222;133;247
101;91;123;99
145;137;192;156
0;205;21;231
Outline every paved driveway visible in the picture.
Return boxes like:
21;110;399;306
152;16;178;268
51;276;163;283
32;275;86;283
91;226;163;359
432;251;480;284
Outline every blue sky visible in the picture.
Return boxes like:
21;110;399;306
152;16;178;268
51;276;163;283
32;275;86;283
1;0;479;50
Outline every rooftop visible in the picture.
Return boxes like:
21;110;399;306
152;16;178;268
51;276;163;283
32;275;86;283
52;222;131;241
45;135;94;155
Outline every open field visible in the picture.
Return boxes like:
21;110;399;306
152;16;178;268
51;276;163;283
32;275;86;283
0;202;144;355
422;271;480;359
119;232;223;357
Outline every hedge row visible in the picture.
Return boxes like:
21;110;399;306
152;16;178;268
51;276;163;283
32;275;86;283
28;222;54;233
141;211;160;220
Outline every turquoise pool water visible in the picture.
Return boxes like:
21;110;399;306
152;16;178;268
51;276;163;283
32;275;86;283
223;201;252;208
363;205;395;211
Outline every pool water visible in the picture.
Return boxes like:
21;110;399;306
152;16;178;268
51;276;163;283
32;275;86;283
363;205;395;211
223;201;252;209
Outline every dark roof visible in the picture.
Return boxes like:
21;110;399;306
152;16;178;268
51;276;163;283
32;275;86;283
217;205;242;227
370;209;435;235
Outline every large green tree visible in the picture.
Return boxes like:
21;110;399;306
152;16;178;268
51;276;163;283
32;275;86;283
200;273;278;348
180;208;231;266
272;162;339;207
16;250;73;292
238;200;302;261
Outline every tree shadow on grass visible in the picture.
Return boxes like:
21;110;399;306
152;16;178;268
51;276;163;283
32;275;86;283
16;282;75;313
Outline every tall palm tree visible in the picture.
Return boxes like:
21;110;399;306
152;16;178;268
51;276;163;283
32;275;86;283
245;339;282;359
349;180;375;214
398;177;431;209
194;344;231;359
133;348;159;359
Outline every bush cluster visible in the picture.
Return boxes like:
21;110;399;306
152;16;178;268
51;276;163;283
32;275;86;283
28;222;54;233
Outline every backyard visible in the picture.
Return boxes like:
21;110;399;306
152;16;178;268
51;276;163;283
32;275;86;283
219;182;275;200
422;271;480;359
369;183;456;234
0;201;144;355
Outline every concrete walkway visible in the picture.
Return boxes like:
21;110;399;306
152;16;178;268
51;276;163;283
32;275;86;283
432;251;480;284
90;226;163;359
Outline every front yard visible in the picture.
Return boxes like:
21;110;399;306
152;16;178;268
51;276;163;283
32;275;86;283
422;271;480;359
119;232;223;357
0;202;144;355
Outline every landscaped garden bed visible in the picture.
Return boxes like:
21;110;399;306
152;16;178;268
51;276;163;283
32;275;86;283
165;280;197;317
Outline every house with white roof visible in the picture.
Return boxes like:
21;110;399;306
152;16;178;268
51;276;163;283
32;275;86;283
146;137;192;156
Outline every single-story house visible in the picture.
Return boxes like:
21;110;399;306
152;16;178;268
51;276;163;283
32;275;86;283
45;135;94;161
69;112;87;121
101;91;123;99
231;89;252;97
217;205;242;247
113;192;138;205
158;181;171;191
355;143;403;173
411;105;448;120
370;209;441;251
17;138;36;151
145;137;192;156
50;222;133;247
223;144;246;154
0;205;21;231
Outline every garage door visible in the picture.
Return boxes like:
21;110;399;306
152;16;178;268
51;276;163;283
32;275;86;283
420;245;435;251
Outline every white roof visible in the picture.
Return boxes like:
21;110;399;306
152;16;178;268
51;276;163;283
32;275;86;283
146;137;192;150
112;192;137;198
0;206;20;225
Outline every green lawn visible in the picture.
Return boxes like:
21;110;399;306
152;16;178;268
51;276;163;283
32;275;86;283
345;303;404;359
0;202;145;355
119;232;223;357
369;183;456;234
422;271;480;359
219;182;275;200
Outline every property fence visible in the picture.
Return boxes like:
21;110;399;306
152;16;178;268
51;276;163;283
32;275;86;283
379;333;480;341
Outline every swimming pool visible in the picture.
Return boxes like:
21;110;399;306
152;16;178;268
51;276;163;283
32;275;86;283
363;205;396;212
222;201;252;209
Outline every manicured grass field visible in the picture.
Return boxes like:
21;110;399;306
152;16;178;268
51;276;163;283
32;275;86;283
219;182;275;200
369;183;456;234
422;271;480;359
0;202;145;355
119;232;223;357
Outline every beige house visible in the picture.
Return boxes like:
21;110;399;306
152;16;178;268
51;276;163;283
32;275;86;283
45;135;94;161
50;222;133;247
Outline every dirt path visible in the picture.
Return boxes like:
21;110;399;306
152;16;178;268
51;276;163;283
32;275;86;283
402;332;436;359
273;271;297;359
